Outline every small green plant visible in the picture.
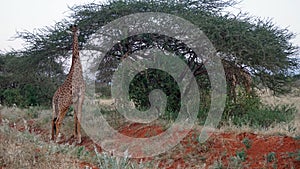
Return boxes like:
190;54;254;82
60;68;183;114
287;124;297;133
287;150;300;162
77;146;85;158
94;146;132;169
236;149;247;162
66;106;74;116
228;156;243;169
266;152;276;162
293;135;300;140
25;107;40;119
297;151;300;162
242;137;252;149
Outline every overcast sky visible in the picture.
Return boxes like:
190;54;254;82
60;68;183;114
1;0;299;52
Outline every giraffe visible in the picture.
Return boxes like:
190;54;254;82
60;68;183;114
223;59;252;102
51;25;85;143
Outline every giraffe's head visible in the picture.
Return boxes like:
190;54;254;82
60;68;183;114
67;25;80;36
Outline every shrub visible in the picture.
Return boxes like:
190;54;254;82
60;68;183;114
220;93;296;128
2;88;23;107
233;104;296;128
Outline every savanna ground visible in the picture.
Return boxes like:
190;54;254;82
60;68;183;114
0;89;300;169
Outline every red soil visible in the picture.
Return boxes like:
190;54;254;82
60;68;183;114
117;123;300;169
2;119;299;169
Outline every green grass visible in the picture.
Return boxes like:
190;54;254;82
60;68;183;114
236;149;247;162
242;137;252;149
266;152;276;163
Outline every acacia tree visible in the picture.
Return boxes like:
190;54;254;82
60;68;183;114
0;0;298;108
67;0;298;93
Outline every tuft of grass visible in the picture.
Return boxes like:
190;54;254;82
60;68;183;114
236;149;247;162
287;150;300;162
25;107;40;119
93;146;157;169
228;156;244;169
266;152;276;163
212;160;223;169
242;137;252;149
296;151;300;162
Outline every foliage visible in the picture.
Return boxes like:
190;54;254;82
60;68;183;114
266;152;276;163
0;53;61;107
95;85;112;98
83;0;298;90
93;146;157;168
129;68;180;120
229;102;296;128
236;149;247;162
224;94;262;118
1;88;23;107
242;137;251;149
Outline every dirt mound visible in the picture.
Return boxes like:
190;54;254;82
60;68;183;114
118;123;300;168
118;123;165;138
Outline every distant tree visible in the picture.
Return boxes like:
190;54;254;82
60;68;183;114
0;52;63;107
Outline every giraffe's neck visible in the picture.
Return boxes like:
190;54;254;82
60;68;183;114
72;32;80;63
68;31;83;77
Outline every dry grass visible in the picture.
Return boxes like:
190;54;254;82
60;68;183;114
216;88;300;137
218;119;299;138
0;106;97;169
257;88;300;135
0;123;82;169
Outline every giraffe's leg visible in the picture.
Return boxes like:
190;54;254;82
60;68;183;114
55;109;68;142
76;95;84;144
74;105;78;139
73;101;80;143
76;108;81;144
55;117;61;141
51;117;57;140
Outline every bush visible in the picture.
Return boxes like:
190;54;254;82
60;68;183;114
224;98;297;128
129;69;181;121
230;103;296;128
198;90;296;128
95;85;111;98
22;84;38;106
2;88;23;107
